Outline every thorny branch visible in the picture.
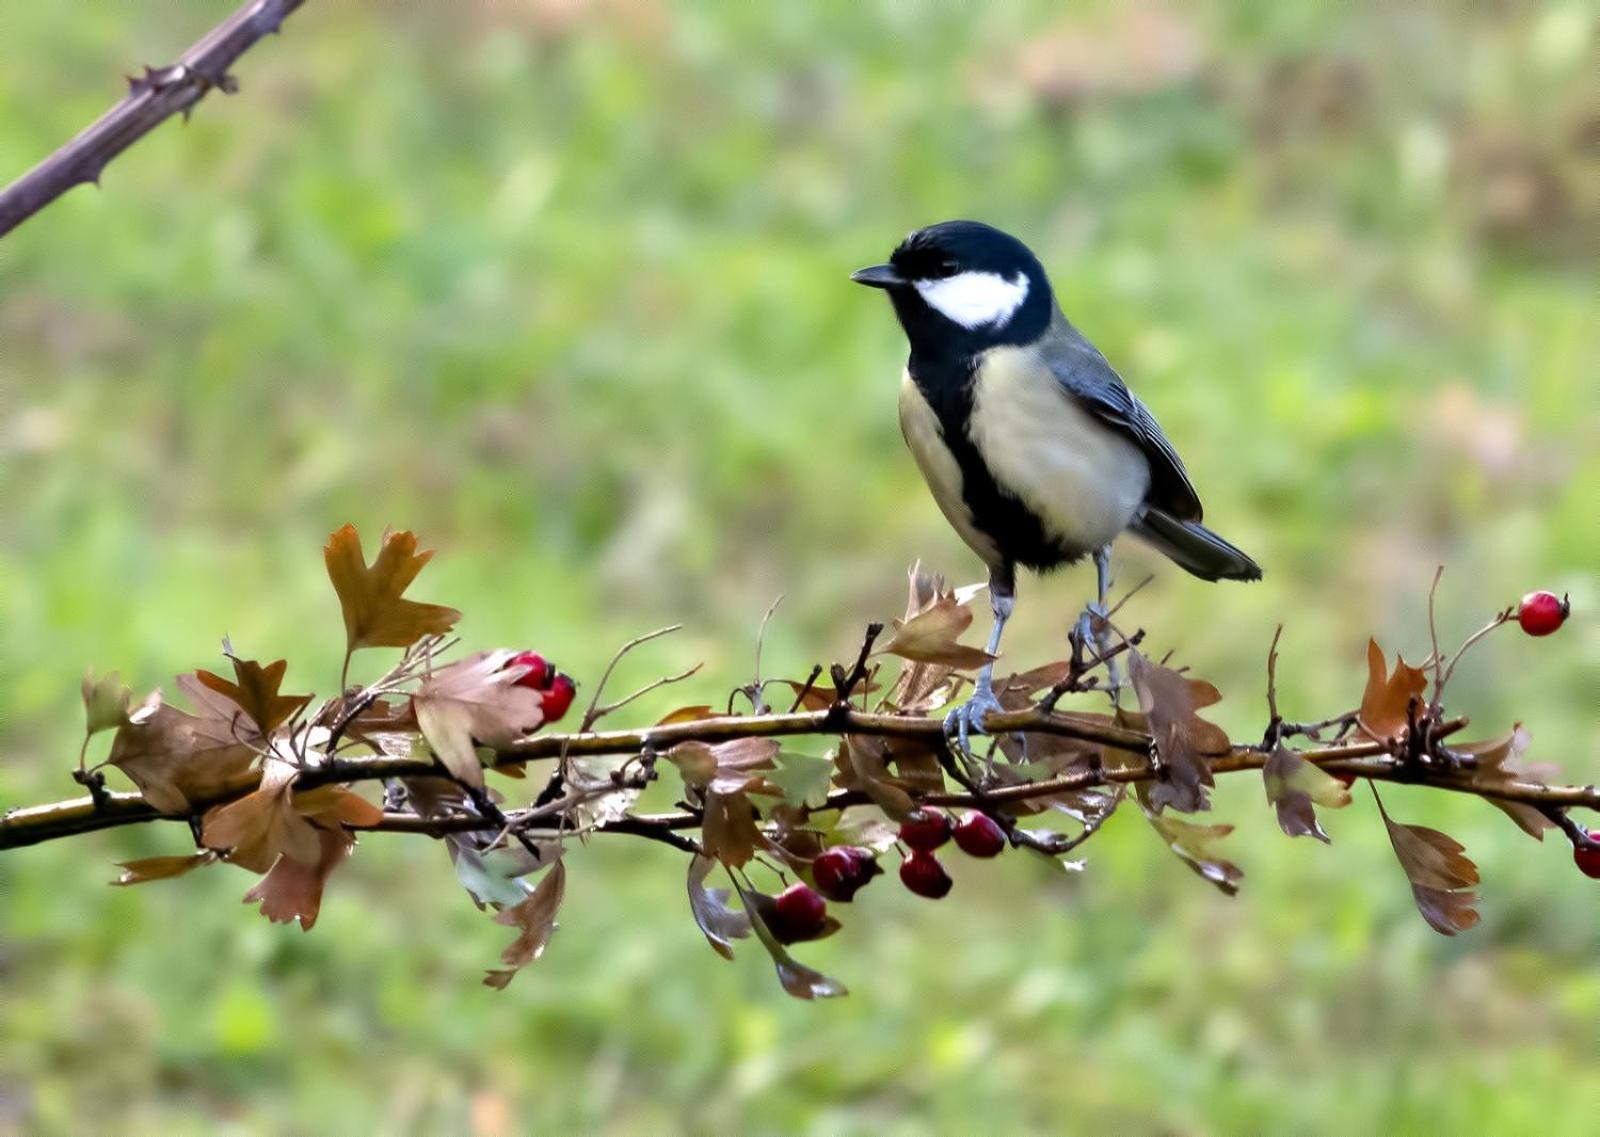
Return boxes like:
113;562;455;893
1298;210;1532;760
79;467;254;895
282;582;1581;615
0;0;309;240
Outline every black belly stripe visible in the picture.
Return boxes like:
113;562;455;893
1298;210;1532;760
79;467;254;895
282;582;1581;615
908;351;1085;572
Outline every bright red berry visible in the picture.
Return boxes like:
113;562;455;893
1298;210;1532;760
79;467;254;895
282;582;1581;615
769;883;829;942
1518;591;1569;637
952;812;1007;858
540;674;576;723
812;846;880;902
899;850;952;899
1575;831;1600;880
898;810;952;852
506;651;553;690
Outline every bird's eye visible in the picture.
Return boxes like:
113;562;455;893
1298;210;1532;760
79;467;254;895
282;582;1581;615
935;260;958;278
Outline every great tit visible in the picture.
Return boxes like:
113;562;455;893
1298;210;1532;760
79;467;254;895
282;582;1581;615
852;220;1260;747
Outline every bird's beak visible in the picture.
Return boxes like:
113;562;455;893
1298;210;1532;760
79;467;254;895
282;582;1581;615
850;263;905;289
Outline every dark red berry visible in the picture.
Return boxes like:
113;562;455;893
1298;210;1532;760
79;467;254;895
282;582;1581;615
1575;831;1600;880
952;812;1007;858
540;674;576;723
812;846;880;902
506;651;553;690
899;850;952;899
769;883;829;941
898;810;952;852
1518;591;1569;637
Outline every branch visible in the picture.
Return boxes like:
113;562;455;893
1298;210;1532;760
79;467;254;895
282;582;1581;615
9;700;1596;853
0;0;308;240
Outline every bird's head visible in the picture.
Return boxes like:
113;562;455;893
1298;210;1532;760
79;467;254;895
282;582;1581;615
851;220;1052;354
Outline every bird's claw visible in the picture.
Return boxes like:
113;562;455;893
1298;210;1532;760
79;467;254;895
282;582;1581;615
943;682;1005;766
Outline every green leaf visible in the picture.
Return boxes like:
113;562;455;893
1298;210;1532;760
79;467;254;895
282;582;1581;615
765;752;834;809
82;668;132;737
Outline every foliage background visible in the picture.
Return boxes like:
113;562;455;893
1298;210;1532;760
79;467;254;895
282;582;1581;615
1;1;1596;1133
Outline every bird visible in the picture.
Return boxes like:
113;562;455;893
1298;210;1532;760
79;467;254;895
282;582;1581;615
851;219;1260;752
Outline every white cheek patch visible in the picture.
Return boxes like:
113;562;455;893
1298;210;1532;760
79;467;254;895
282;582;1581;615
915;270;1030;330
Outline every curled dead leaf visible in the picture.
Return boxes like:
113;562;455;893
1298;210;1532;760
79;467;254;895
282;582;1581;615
111;851;218;886
483;861;567;989
1263;745;1351;843
1457;725;1553;840
1144;806;1243;895
687;855;752;960
1128;651;1229;814
879;562;994;670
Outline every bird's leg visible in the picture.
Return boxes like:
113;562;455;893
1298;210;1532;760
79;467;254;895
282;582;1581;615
1091;544;1122;700
943;563;1015;770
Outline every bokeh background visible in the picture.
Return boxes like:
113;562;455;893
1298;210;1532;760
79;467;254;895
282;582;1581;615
2;1;1597;1133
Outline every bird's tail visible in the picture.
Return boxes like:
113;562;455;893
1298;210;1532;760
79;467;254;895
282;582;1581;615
1132;509;1262;582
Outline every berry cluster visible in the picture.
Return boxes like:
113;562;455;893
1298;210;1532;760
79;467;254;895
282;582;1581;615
505;650;577;723
761;810;1012;943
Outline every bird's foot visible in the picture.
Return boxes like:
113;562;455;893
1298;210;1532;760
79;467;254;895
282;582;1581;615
1077;603;1124;704
943;680;1005;772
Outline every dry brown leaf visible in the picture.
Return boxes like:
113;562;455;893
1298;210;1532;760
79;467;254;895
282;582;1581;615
656;704;719;725
293;784;385;830
483;861;567;989
323;524;461;654
201;760;321;874
1457;725;1553;840
242;828;354;931
1357;639;1429;741
110;851;218;886
195;657;311;736
106;683;257;814
701;789;761;867
1128;651;1229;814
414;650;552;787
687;855;752;960
879;562;994;670
1377;796;1480;935
1263;745;1351;843
666;737;779;794
1145;809;1243;895
834;735;917;818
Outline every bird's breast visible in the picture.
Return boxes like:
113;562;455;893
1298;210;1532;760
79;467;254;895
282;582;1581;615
966;346;1151;552
898;371;1002;565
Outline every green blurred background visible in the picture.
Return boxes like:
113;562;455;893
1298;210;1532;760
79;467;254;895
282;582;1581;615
1;1;1597;1133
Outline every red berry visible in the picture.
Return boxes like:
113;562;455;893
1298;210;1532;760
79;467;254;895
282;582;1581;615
1575;831;1600;880
506;651;553;690
1518;591;1569;637
769;883;829;941
540;674;576;723
812;846;880;902
898;810;952;852
952;812;1007;858
899;850;952;899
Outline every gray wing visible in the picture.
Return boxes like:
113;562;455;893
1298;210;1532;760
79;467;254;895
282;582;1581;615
1039;314;1204;522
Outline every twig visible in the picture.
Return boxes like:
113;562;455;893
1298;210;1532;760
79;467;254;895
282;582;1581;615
0;0;309;240
577;625;682;733
1540;805;1600;852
